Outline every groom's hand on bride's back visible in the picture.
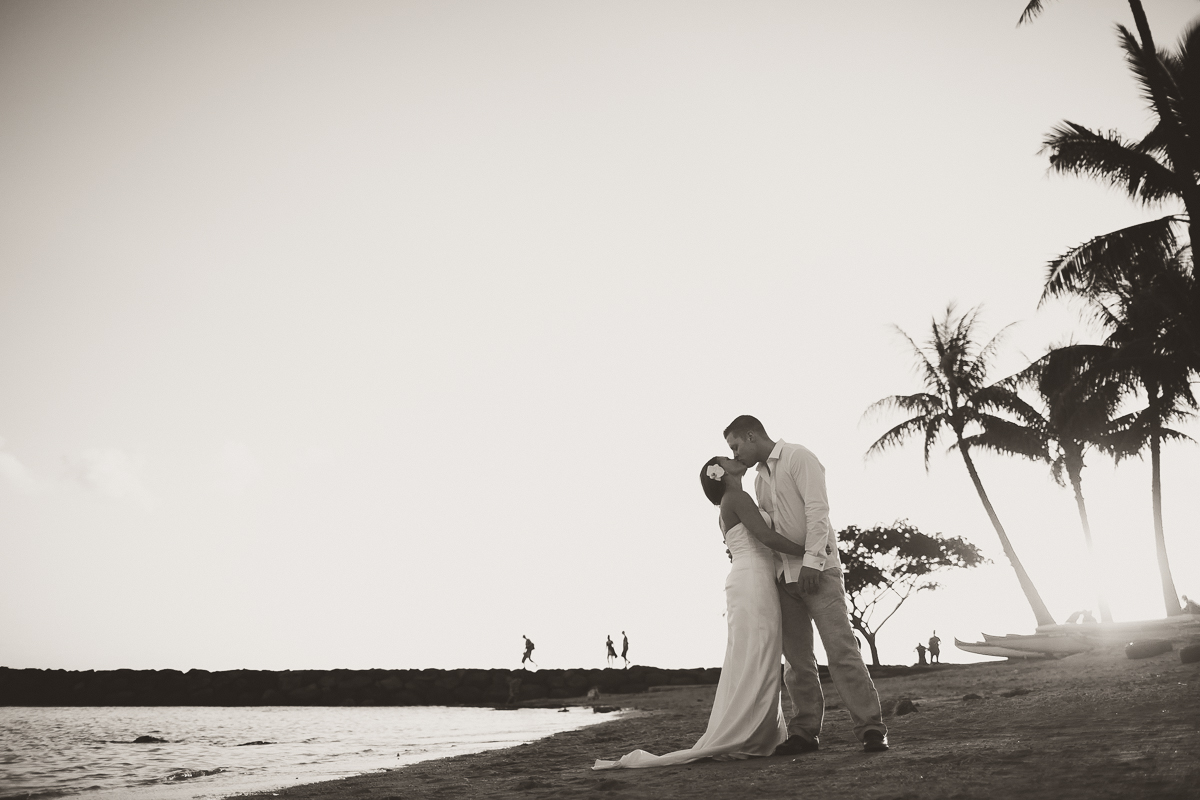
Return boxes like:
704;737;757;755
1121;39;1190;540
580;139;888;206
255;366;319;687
798;566;821;596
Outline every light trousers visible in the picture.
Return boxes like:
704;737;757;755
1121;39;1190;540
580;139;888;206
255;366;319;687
777;569;887;743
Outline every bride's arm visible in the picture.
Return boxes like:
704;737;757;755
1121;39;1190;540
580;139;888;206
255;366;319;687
726;492;807;557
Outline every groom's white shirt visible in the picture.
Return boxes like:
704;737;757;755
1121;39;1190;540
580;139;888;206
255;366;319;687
754;440;842;582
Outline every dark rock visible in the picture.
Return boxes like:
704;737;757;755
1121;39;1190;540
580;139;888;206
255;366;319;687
592;705;621;713
237;741;273;746
962;693;984;701
999;687;1031;698
1180;643;1200;664
895;698;919;715
1125;640;1173;659
133;735;168;743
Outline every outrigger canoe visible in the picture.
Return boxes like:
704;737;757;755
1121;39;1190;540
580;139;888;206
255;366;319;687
954;638;1054;659
981;632;1093;655
1035;614;1200;642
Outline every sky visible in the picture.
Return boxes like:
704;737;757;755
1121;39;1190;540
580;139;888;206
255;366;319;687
1;0;1198;673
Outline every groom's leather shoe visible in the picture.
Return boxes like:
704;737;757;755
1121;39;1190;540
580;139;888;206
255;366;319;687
774;735;819;756
862;730;890;752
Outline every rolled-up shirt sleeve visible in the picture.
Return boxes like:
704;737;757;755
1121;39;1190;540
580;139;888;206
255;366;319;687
786;450;830;571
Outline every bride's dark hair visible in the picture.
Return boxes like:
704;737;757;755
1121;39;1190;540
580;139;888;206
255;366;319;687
700;456;727;506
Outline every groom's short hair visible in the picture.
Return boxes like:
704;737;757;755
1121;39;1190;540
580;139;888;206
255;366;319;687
723;415;768;440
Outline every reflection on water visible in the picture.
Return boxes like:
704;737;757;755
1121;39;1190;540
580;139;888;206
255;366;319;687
0;705;606;800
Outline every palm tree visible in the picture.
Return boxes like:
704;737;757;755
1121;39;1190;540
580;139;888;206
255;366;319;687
1019;4;1199;270
1034;17;1200;372
967;344;1128;623
1081;277;1197;616
864;305;1056;627
1026;2;1199;616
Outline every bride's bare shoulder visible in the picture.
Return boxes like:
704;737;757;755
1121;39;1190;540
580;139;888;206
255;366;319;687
720;490;757;520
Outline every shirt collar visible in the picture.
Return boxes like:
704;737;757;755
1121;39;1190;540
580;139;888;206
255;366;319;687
756;440;785;476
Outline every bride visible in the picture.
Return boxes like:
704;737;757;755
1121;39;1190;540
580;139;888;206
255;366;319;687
593;456;808;769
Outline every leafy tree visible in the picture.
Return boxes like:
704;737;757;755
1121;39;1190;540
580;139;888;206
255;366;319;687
839;521;985;667
864;305;1057;627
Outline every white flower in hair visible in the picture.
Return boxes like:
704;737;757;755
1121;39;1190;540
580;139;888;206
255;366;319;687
706;464;725;481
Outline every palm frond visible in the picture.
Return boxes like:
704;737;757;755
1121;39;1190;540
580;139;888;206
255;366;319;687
1049;453;1067;487
966;322;1017;392
1173;20;1200;177
865;415;943;471
1041;122;1183;205
958;416;1051;463
865;307;1031;473
889;324;948;398
973;384;1047;427
862;392;944;422
1117;25;1198;181
1118;26;1168;117
1017;0;1052;27
1137;120;1172;158
1117;26;1189;140
922;414;943;469
1040;216;1182;303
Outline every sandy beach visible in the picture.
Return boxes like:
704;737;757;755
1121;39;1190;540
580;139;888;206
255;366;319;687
230;639;1200;800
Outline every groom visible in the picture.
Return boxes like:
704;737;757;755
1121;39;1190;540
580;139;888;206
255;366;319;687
724;415;889;754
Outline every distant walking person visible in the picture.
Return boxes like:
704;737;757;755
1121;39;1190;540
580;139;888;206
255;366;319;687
621;631;630;667
521;635;537;667
928;632;941;664
915;643;928;666
606;635;618;665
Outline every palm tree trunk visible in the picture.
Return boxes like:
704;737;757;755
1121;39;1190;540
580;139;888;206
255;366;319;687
1150;432;1183;615
1127;1;1154;51
1066;464;1114;623
958;445;1056;627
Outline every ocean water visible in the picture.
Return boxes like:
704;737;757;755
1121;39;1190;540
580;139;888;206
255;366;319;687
0;705;609;800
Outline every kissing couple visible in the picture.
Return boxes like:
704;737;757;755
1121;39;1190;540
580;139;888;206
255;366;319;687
594;416;889;769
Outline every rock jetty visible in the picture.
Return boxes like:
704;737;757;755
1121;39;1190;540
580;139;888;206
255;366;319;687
0;665;720;707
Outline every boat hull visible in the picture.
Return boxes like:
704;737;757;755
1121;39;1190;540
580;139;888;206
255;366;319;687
954;638;1053;659
981;633;1092;654
1036;614;1200;642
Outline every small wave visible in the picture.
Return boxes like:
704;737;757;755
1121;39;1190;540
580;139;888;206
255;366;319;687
163;767;227;782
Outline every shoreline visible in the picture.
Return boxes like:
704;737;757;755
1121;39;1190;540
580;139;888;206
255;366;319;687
227;645;1200;800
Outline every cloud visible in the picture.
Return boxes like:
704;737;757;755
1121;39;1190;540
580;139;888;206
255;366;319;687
214;440;262;494
64;448;156;510
0;438;39;493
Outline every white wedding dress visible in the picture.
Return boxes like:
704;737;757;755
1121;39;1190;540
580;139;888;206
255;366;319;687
593;511;786;769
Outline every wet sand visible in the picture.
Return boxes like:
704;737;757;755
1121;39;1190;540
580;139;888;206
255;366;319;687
231;640;1200;800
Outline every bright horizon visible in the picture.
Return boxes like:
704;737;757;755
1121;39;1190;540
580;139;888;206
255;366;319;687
2;0;1199;673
